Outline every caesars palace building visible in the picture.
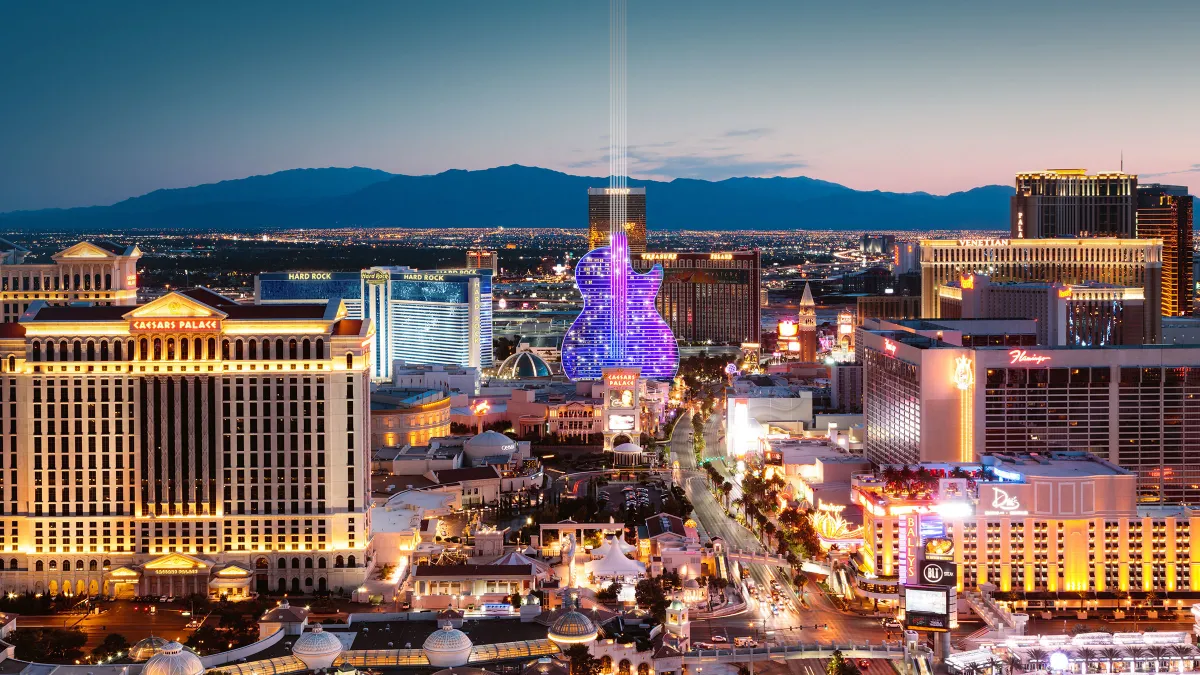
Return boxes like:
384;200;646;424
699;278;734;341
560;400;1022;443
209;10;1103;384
0;285;374;600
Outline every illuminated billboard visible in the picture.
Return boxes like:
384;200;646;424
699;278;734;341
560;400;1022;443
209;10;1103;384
903;585;953;632
608;414;636;431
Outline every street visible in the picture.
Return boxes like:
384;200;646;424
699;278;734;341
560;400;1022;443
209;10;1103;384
671;411;883;645
18;601;198;651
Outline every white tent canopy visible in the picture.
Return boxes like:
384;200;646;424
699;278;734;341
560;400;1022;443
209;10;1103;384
592;534;636;558
586;541;646;579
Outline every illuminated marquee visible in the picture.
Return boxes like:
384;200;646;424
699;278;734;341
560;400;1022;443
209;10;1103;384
884;339;898;357
1009;349;1051;365
604;371;639;388
401;273;447;282
361;270;390;285
126;273;137;286
983;487;1028;516
130;318;221;333
287;272;332;281
604;188;632;195
960;275;974;290
641;253;677;261
1057;287;1072;298
957;238;1010;247
709;253;732;260
778;321;798;337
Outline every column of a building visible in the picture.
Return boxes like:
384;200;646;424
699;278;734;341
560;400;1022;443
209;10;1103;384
159;377;169;515
200;374;209;515
145;376;157;517
173;375;184;515
185;376;196;512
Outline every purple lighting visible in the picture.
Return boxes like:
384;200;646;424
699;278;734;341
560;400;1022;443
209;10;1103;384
561;231;679;381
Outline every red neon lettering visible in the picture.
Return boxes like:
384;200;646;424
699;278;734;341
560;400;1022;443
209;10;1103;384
1009;349;1050;365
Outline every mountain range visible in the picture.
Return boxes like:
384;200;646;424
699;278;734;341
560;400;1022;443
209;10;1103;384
0;165;1013;232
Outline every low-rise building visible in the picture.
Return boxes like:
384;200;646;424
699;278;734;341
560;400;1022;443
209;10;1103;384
371;387;452;448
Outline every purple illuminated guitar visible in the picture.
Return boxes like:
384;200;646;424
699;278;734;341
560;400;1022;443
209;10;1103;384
561;196;679;381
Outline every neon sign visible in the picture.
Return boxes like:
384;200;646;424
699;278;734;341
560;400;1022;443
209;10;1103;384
287;272;331;280
960;275;974;290
641;253;677;261
1057;287;1072;298
1009;349;1051;365
709;253;732;260
361;270;390;284
953;355;974;391
884;339;898;357
957;238;1010;247
778;321;798;337
983;487;1028;516
130;319;221;332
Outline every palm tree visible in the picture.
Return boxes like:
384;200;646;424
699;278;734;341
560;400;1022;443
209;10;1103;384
1146;647;1172;674
1169;645;1195;674
1028;649;1049;672
1078;648;1098;674
1099;647;1125;674
763;521;777;547
1126;648;1150;674
1005;654;1022;675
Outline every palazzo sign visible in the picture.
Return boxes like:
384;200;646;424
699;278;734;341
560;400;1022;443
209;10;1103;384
130;319;221;333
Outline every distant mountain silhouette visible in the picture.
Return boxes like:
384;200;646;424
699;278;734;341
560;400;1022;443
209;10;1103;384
0;164;1012;231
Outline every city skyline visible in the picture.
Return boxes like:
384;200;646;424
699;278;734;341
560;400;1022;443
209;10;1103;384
3;1;1200;212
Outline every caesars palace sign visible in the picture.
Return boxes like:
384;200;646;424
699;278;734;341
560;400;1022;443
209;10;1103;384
130;318;222;333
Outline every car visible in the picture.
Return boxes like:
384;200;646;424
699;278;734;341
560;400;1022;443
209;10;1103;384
693;642;712;650
710;635;728;643
882;618;901;628
858;660;871;669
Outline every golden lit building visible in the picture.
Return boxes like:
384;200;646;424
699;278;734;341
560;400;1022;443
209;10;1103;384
1;240;141;323
370;387;451;448
0;287;373;598
852;452;1200;611
1010;169;1137;239
920;238;1163;343
588;188;646;254
1137;184;1194;317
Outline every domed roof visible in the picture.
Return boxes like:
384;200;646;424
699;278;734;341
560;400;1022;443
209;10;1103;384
142;642;205;675
548;598;598;645
464;430;517;460
423;626;473;667
293;625;344;657
497;351;552;379
613;442;642;454
669;597;687;611
130;636;172;662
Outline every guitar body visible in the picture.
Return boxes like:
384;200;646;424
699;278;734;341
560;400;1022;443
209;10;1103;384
561;243;679;381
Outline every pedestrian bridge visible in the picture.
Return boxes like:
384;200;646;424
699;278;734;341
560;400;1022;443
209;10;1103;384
684;641;906;663
725;548;790;567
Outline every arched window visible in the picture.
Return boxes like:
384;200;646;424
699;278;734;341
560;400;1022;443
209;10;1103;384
100;341;109;361
278;559;286;569
256;558;269;569
315;339;325;359
32;342;41;362
59;340;68;361
93;274;100;290
180;339;189;361
249;340;257;360
275;339;284;360
304;557;313;569
194;338;203;359
291;557;300;569
208;338;216;359
166;338;175;361
600;656;612;673
302;339;311;360
139;338;148;360
114;341;123;361
105;273;112;289
9;559;16;570
317;558;327;569
304;577;313;587
61;560;70;572
618;659;631;675
6;356;12;372
76;560;83;571
347;555;356;568
289;339;298;360
73;341;82;361
86;342;95;362
222;340;230;360
335;555;345;568
61;274;69;290
235;340;244;360
346;353;353;370
35;561;43;572
103;559;110;568
89;560;97;571
153;338;162;360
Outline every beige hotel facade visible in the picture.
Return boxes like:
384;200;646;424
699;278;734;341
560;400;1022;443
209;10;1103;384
0;286;374;599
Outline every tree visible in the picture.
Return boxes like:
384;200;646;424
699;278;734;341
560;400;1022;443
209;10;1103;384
1098;647;1124;674
634;577;669;623
92;633;131;663
7;627;88;664
1026;649;1049;672
827;650;861;675
563;644;602;675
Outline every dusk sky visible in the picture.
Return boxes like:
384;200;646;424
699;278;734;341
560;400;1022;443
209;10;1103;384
2;1;1199;212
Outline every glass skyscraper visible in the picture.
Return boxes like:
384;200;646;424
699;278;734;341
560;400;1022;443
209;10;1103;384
256;267;492;380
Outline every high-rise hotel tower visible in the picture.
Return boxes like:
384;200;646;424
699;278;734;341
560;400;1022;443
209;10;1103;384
588;187;647;254
0;288;373;598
